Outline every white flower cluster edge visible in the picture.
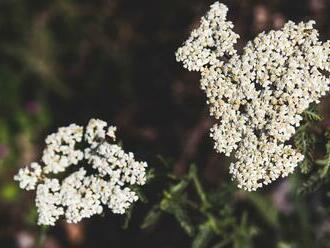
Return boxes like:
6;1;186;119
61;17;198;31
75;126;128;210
14;119;148;225
176;2;330;191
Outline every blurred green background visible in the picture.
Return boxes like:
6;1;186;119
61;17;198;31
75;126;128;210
0;0;330;247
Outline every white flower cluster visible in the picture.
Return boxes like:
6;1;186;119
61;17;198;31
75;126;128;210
14;119;147;225
176;2;330;191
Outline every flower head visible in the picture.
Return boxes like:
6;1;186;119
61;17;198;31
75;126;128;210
14;119;148;225
176;2;330;191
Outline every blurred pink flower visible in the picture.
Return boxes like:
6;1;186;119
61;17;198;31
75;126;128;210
272;13;285;29
0;144;9;159
271;180;293;214
25;101;41;115
253;5;270;32
309;0;326;14
16;231;35;248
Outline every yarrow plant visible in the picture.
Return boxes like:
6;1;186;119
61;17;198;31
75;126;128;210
14;119;148;225
176;2;330;191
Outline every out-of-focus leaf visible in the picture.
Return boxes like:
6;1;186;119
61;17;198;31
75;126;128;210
122;204;134;229
22;26;70;97
298;172;330;195
146;168;155;182
168;179;189;195
141;205;162;229
192;223;214;248
0;119;10;144
277;241;294;248
0;183;19;202
156;155;172;169
131;186;148;203
247;193;279;228
166;201;195;237
233;213;258;248
25;206;38;226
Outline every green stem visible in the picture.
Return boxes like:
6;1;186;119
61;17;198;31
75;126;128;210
189;164;220;234
35;225;48;248
189;164;210;210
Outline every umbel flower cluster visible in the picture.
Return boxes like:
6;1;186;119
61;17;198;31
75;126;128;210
14;119;148;225
176;2;330;191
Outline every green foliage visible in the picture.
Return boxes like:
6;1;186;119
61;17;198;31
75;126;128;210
294;122;316;174
303;106;323;122
246;193;279;228
0;38;51;228
231;213;258;248
160;180;195;236
298;140;330;194
294;104;330;195
192;223;214;248
0;182;20;202
137;163;260;247
122;205;134;229
25;206;39;226
141;205;162;229
294;104;320;174
133;118;330;247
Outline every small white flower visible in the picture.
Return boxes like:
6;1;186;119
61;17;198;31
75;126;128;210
85;118;107;146
14;162;42;190
107;126;117;140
